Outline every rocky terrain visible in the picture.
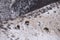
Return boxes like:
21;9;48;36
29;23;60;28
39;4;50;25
0;1;60;40
0;0;59;21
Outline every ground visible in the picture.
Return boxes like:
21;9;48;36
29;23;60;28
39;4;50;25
0;1;60;40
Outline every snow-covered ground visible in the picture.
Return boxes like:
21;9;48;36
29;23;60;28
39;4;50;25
0;1;60;40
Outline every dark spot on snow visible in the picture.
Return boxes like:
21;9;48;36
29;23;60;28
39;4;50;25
7;24;11;29
42;9;46;13
25;21;29;25
0;24;7;30
10;38;13;40
46;7;52;10
27;13;33;17
15;25;20;29
54;11;56;13
58;29;60;32
10;18;15;21
40;9;46;13
50;4;55;8
47;12;49;14
10;23;14;24
44;27;49;32
57;6;60;8
34;33;38;37
34;14;37;18
17;25;20;29
0;11;2;13
3;21;8;24
37;13;40;15
11;35;15;38
39;16;42;18
15;38;19;40
38;22;41;26
39;10;41;12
